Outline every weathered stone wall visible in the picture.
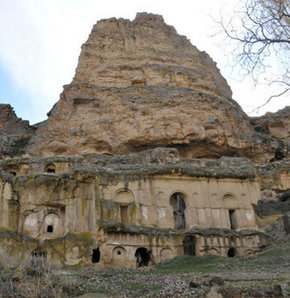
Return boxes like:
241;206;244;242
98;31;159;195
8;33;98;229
0;150;267;267
14;176;96;239
1;172;260;236
98;176;259;230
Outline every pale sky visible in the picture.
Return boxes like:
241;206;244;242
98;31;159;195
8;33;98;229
0;0;288;124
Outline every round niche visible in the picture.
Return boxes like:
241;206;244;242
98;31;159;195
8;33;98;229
115;189;134;204
160;248;174;262
223;193;237;208
223;193;236;201
112;246;127;262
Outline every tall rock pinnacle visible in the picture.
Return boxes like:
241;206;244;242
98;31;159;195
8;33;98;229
26;13;286;161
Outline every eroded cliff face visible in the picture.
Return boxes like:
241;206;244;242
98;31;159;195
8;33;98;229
0;104;35;158
0;104;33;135
251;107;290;143
24;13;286;162
72;13;232;98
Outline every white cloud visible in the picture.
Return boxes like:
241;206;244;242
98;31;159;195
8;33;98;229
0;0;288;124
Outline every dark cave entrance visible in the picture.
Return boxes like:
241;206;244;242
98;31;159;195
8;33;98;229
183;235;196;256
227;247;236;257
92;248;100;263
135;247;151;267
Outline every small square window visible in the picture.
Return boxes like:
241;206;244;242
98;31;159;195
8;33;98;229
47;225;53;233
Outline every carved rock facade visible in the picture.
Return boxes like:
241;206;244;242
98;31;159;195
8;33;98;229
0;13;289;268
0;149;275;267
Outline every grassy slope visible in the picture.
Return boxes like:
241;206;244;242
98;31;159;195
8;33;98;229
0;242;289;297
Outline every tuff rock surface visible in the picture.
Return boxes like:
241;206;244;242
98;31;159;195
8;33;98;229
0;104;35;158
0;13;289;276
0;13;288;162
0;104;33;135
23;13;287;162
251;106;290;143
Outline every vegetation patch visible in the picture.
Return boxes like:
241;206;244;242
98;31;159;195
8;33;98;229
0;242;289;297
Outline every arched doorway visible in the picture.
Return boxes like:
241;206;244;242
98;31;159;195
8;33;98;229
135;247;151;267
227;247;236;257
183;235;196;256
92;248;100;263
170;192;186;230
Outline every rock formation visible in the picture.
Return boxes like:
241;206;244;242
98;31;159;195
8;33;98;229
0;13;289;269
23;13;287;162
0;104;35;158
251;106;290;143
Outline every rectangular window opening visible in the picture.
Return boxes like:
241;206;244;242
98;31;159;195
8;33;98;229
229;209;237;230
92;248;100;263
120;206;129;224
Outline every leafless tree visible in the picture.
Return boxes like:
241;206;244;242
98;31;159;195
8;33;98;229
219;0;290;111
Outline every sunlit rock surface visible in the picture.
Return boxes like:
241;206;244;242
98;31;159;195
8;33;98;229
0;13;289;269
23;13;288;162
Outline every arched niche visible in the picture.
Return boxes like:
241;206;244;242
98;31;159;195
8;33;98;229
160;248;174;262
223;193;236;201
43;212;62;236
170;192;186;230
45;163;56;174
114;189;134;204
6;166;18;176
223;193;238;209
112;246;127;262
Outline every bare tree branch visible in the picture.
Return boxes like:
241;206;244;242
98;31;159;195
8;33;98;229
249;87;290;113
218;0;289;110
